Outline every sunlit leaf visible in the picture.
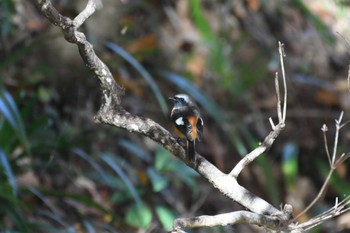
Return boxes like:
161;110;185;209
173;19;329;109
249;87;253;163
0;148;17;196
106;42;168;114
189;0;214;41
125;203;152;229
147;168;168;192
155;205;175;231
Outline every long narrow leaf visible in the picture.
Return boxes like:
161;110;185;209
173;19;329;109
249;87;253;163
101;154;142;205
106;42;168;114
0;88;29;151
73;148;115;187
118;140;151;162
83;221;97;233
0;148;17;196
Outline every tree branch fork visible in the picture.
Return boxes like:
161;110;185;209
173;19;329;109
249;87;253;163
30;1;350;232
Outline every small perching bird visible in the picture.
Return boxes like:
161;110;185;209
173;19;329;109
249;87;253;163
169;94;203;162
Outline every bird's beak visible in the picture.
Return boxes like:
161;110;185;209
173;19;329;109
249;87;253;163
168;97;176;102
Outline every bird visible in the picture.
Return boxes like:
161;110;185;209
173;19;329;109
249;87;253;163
169;94;203;162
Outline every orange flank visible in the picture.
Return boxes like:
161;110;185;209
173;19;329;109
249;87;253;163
187;115;198;140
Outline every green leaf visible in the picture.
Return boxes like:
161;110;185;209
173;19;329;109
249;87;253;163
282;143;299;189
155;205;175;231
106;42;168;114
147;168;168;192
73;148;117;188
0;148;17;196
101;154;142;204
125;203;152;229
0;87;29;152
155;146;171;171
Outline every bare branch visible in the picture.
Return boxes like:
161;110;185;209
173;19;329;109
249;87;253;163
229;123;284;178
348;63;350;92
275;72;282;122
74;0;102;28
173;211;289;231
229;41;287;178
321;124;331;166
331;111;343;166
278;41;288;122
293;111;350;221
294;195;350;231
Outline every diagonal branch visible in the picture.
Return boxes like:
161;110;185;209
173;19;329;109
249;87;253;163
31;0;284;219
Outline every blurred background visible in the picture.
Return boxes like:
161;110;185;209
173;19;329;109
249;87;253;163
1;0;350;232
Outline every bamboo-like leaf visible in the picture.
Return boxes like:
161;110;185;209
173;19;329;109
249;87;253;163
101;154;142;205
118;140;151;162
83;220;97;233
0;87;29;151
106;42;168;114
39;189;114;215
0;148;17;196
73;148;115;187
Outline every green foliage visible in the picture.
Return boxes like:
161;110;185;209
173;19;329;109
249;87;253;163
0;87;29;152
155;205;176;231
282;143;299;189
125;203;152;229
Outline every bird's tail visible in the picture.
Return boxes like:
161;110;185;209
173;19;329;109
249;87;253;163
187;140;196;162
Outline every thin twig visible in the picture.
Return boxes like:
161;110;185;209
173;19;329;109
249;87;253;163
293;112;349;221
321;124;331;166
331;111;343;166
278;41;287;122
293;167;334;221
229;42;287;178
275;72;282;122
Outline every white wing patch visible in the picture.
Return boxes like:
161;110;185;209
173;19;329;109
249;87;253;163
175;117;185;126
199;118;203;126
